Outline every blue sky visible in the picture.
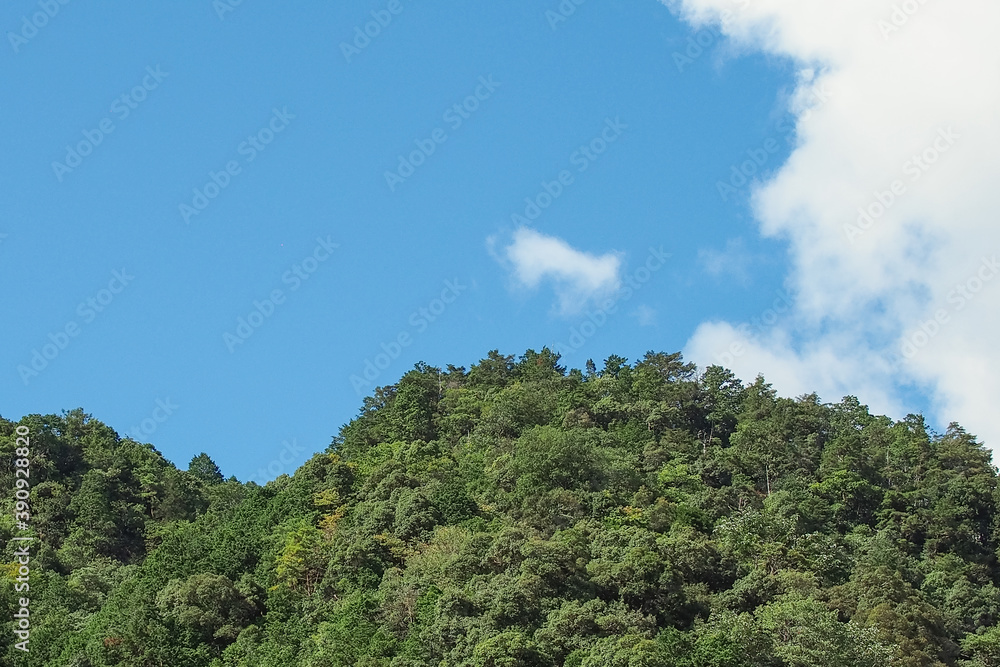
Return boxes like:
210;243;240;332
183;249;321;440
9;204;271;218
4;0;993;480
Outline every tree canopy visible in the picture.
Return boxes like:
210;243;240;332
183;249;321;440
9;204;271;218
2;350;999;666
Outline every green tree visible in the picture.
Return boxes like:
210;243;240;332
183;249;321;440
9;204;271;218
188;452;224;484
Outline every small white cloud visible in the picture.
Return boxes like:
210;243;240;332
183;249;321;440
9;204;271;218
699;237;755;283
499;228;622;315
632;304;658;327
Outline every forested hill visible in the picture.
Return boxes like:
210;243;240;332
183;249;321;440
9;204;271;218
2;350;1000;666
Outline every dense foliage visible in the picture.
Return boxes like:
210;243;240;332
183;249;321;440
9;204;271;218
3;349;1000;666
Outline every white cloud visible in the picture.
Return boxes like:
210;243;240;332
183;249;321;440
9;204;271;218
633;304;658;327
699;237;755;284
664;0;1000;452
498;228;622;316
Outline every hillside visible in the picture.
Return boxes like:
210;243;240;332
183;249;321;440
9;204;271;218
2;349;999;666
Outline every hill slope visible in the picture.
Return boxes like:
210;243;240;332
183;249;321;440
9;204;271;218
2;349;999;666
